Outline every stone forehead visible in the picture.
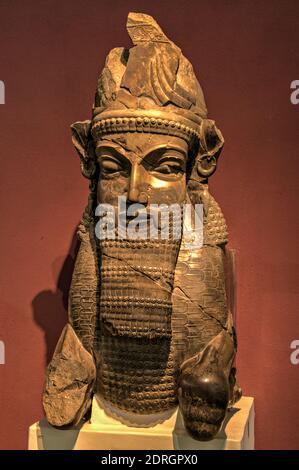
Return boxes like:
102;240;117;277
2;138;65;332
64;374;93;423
97;133;188;157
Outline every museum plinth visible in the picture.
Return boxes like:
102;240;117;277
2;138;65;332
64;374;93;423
28;396;254;450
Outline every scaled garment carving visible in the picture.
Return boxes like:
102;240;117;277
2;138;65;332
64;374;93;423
43;12;242;441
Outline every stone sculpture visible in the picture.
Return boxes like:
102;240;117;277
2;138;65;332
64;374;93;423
43;12;241;441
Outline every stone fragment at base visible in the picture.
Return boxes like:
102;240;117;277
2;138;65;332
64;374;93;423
28;396;254;450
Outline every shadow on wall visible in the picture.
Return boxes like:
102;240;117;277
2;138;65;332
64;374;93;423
32;228;80;367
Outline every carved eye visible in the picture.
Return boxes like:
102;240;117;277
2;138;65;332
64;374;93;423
100;157;122;174
154;158;185;175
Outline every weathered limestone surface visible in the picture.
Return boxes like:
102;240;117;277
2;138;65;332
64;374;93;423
43;324;96;426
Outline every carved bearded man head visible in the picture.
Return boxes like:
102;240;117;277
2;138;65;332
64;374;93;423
43;12;241;441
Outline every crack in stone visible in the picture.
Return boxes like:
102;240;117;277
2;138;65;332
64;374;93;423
172;284;227;331
101;251;227;331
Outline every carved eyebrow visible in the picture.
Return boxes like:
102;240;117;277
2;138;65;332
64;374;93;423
157;153;186;163
96;144;128;160
143;144;187;161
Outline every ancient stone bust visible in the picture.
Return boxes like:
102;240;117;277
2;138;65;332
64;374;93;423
43;12;241;441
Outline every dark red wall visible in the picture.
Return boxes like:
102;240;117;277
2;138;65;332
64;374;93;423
0;0;299;450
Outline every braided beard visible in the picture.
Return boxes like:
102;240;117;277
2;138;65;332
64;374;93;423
95;229;182;414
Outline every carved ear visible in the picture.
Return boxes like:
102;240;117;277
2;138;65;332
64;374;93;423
196;119;224;177
70;120;97;179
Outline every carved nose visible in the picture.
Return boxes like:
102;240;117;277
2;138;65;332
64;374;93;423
128;164;148;205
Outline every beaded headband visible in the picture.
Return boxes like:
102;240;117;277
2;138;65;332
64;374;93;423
91;109;202;146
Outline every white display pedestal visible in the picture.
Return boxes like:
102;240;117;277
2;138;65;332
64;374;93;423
28;396;254;450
